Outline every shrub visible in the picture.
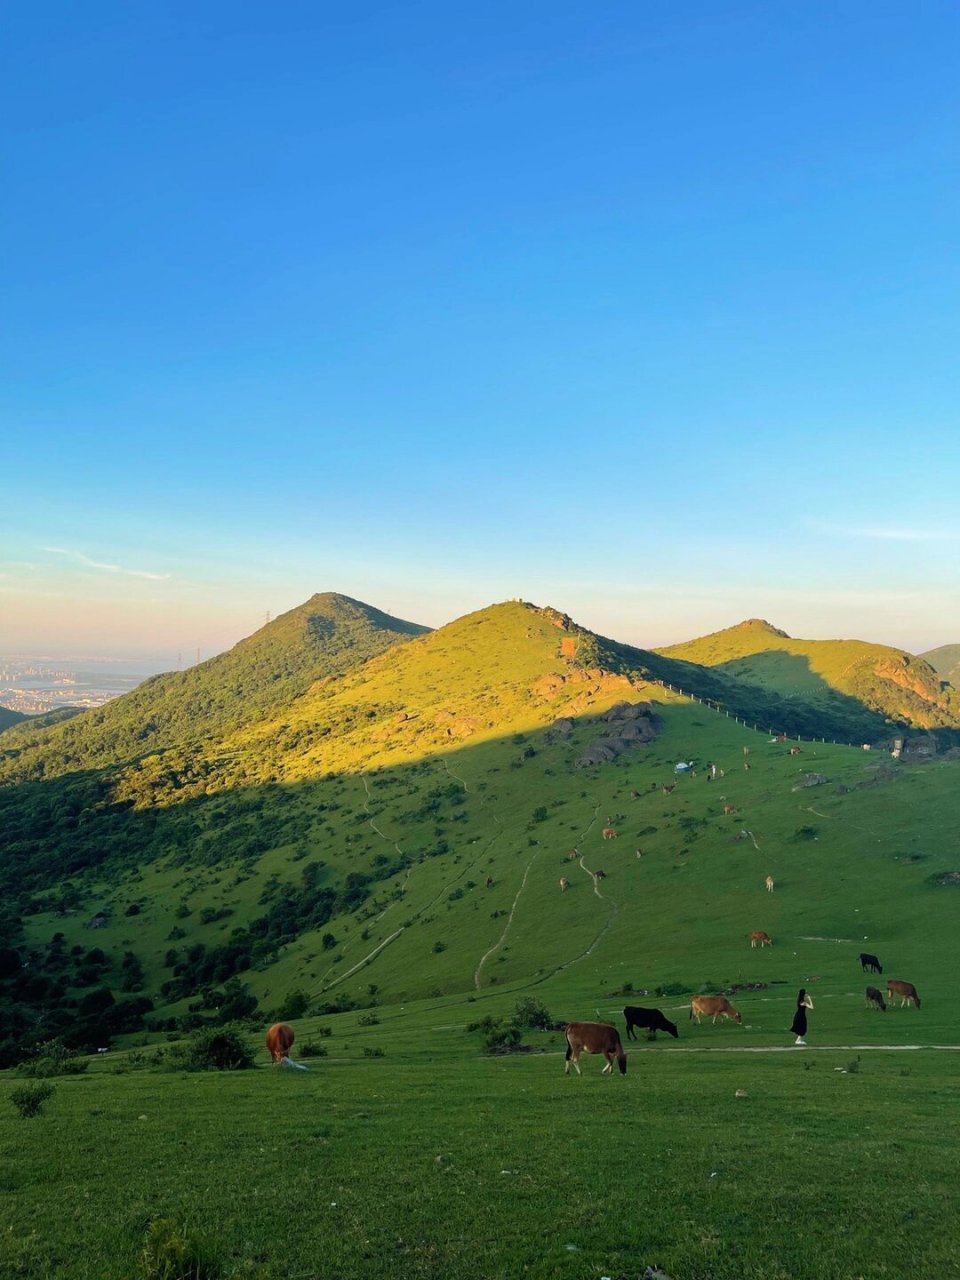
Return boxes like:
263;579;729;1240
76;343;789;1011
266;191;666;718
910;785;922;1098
512;996;552;1029
140;1217;221;1280
276;988;310;1020
298;1043;328;1059
11;1082;55;1118
357;1013;379;1026
176;1025;255;1071
362;1046;385;1058
16;1056;87;1078
483;1024;522;1053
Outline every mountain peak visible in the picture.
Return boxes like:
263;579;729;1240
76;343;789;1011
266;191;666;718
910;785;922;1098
735;618;791;638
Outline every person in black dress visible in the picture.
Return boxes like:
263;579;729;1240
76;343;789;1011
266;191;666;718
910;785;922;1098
791;988;813;1045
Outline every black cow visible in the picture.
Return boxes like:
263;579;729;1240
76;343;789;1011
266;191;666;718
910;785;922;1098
865;986;886;1011
859;952;883;974
623;1006;679;1040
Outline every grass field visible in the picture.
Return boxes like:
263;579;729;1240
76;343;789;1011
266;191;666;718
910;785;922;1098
5;603;960;1277
3;1023;959;1280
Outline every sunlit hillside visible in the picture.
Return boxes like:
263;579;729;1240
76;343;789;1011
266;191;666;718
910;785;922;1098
4;597;960;1074
657;618;960;731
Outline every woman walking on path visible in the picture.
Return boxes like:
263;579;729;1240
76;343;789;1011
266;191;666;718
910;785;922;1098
791;989;814;1045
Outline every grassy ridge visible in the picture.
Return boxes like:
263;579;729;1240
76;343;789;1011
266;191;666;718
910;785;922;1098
658;618;960;731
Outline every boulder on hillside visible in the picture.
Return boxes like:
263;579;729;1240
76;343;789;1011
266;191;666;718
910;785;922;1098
792;773;829;790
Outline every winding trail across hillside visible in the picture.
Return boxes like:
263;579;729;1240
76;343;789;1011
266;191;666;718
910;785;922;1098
325;759;505;992
473;849;538;990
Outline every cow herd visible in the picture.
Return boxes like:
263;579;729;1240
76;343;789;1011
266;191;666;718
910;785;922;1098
558;948;925;1075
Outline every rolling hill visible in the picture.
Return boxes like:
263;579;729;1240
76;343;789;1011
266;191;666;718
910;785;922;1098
656;617;960;732
0;707;29;733
2;596;960;1070
922;643;960;690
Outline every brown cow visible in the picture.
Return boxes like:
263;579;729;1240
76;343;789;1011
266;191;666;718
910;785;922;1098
865;986;886;1011
602;828;618;840
689;996;742;1025
661;784;676;796
564;1022;627;1075
265;1023;294;1064
559;877;570;893
887;980;921;1008
567;848;579;860
723;804;738;815
788;746;802;756
750;931;773;948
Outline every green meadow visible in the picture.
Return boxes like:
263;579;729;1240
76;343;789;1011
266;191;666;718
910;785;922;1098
3;599;960;1278
3;1025;959;1280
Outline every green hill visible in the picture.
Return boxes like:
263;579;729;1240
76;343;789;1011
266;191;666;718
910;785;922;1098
0;706;29;733
921;643;960;689
3;598;960;1073
657;618;960;733
0;592;428;777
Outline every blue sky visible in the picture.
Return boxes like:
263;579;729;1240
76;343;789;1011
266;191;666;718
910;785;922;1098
2;2;958;661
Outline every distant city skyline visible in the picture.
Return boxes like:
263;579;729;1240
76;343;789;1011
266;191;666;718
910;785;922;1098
3;4;958;661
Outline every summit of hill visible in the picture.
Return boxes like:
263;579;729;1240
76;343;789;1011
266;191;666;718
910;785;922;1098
656;620;960;733
0;592;429;774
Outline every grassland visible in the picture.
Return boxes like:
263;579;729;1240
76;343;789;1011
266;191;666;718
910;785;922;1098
4;600;960;1277
3;1020;959;1280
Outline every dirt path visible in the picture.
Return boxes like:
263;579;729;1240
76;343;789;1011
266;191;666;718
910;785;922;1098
474;849;538;989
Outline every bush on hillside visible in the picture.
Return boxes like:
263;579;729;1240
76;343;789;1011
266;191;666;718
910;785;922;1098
172;1024;255;1072
14;1038;87;1078
512;996;552;1029
10;1082;55;1118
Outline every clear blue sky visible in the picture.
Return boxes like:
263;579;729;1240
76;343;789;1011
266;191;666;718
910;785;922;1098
2;2;958;661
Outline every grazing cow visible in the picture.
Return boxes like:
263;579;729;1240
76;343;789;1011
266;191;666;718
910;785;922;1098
723;804;738;815
765;876;775;893
789;746;802;756
661;784;676;796
564;1022;627;1075
689;996;742;1026
485;876;495;888
887;980;921;1008
567;848;579;861
865;986;887;1011
744;761;751;770
265;1023;295;1065
859;952;883;974
750;931;773;948
602;828;618;840
623;1006;679;1040
593;869;607;883
559;877;570;893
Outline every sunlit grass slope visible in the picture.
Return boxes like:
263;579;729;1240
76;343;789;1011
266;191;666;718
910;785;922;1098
658;618;960;730
0;592;428;778
7;598;960;1049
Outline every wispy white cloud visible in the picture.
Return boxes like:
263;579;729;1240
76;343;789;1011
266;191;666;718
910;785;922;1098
42;547;172;581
